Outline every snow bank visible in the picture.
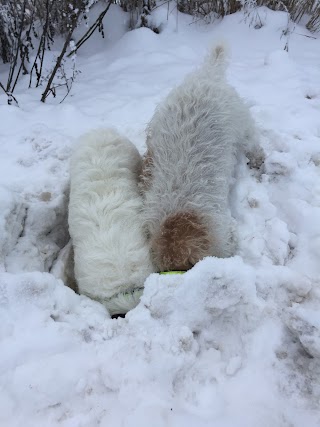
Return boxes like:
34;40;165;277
0;258;319;426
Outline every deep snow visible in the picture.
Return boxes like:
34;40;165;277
0;4;320;426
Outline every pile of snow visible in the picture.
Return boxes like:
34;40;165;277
0;5;319;426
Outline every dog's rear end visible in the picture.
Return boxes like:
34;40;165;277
150;211;214;271
141;45;260;272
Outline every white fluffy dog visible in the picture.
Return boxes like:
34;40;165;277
140;45;263;272
68;129;154;315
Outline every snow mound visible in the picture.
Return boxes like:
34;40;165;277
1;258;320;426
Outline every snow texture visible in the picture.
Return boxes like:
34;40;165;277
0;5;319;427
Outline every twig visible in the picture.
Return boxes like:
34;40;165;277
0;81;19;106
59;65;79;104
294;32;317;39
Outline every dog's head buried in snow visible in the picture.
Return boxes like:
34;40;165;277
140;45;264;272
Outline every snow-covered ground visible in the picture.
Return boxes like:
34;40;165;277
1;5;320;426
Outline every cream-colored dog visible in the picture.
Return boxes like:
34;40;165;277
140;45;263;272
68;129;153;315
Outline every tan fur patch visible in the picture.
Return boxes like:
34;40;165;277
151;211;212;271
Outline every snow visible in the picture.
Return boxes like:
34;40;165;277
1;4;320;426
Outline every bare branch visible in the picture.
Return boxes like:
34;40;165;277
6;0;28;92
40;9;82;103
67;0;113;58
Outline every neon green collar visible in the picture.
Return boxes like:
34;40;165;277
159;271;186;275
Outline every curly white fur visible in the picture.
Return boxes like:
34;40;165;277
68;129;154;315
141;45;263;271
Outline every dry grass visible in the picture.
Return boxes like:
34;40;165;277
306;1;320;32
175;0;320;31
262;0;320;32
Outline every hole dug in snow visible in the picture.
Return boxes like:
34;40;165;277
3;189;71;278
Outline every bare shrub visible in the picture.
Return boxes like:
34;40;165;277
0;0;111;104
179;0;241;20
257;0;320;32
306;1;320;32
176;0;320;31
0;0;34;95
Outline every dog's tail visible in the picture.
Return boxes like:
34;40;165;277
204;43;228;79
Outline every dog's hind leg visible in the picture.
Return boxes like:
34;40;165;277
238;113;265;170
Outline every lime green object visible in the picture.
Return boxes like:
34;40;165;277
160;271;186;275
